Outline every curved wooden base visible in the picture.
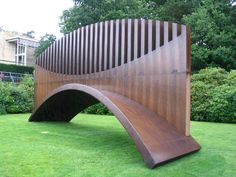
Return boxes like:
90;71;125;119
30;83;200;168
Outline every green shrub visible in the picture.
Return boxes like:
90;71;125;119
0;75;34;114
191;67;236;123
0;63;34;74
83;103;113;115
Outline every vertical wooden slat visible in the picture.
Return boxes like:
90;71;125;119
172;23;177;39
47;48;50;70
141;19;145;56
94;23;98;72
76;28;81;75
85;25;89;74
89;24;94;74
50;44;53;71
99;22;103;72
148;20;152;53
121;19;125;65
80;27;84;74
53;42;56;72
55;40;59;73
109;20;114;69
133;19;138;60
156;21;160;48
127;19;132;63
73;30;77;75
115;20;120;67
61;37;65;74
164;21;169;45
58;39;62;74
67;32;73;74
65;34;69;74
104;21;108;70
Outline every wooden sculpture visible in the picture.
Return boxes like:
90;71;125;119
29;19;200;168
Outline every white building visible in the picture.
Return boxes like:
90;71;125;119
0;31;39;66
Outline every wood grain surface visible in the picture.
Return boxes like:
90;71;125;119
30;19;200;168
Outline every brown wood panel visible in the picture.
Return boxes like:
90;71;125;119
76;28;81;75
30;19;200;169
80;27;84;74
109;20;114;69
89;24;94;74
93;23;98;72
127;19;132;63
73;30;77;75
103;21;108;70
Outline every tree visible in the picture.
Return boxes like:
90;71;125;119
34;34;56;57
60;0;151;34
183;0;236;71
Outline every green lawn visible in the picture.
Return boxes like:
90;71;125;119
0;114;235;177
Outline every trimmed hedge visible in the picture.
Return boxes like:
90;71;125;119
0;63;34;74
191;68;236;123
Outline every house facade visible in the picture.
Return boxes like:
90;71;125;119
0;31;39;66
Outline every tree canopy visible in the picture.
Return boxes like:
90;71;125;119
59;0;236;71
34;34;56;57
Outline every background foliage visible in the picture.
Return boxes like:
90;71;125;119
0;75;34;114
0;63;34;74
34;34;56;57
59;0;236;71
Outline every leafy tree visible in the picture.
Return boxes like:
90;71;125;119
60;0;151;33
34;34;56;57
183;0;236;71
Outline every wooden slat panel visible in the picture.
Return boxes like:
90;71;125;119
114;20;120;67
172;23;178;39
109;20;114;69
58;38;62;74
156;21;161;49
65;34;69;74
94;23;98;72
85;25;89;74
80;27;84;74
103;21;108;70
127;19;132;63
121;19;125;65
73;30;77;75
54;41;57;73
141;19;145;56
133;19;138;60
68;32;73;74
53;42;56;72
148;20;152;53
99;22;103;72
88;24;93;73
76;28;81;75
62;37;65;74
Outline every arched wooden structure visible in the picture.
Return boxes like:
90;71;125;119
29;19;200;168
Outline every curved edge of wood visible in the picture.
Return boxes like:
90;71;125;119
29;83;200;168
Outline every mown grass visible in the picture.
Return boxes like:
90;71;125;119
0;114;235;177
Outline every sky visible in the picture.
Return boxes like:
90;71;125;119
0;0;74;40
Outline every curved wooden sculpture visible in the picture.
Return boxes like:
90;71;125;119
29;19;200;168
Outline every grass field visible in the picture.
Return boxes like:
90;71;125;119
0;114;235;177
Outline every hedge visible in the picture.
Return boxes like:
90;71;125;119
0;63;34;74
0;75;34;114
